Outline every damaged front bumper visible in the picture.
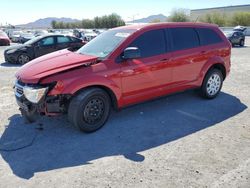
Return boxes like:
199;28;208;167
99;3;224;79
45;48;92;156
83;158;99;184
14;80;70;117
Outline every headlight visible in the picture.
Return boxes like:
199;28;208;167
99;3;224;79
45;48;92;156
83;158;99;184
23;86;48;103
6;49;17;54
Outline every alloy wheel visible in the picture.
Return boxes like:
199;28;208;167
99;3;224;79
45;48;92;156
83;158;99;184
206;73;222;96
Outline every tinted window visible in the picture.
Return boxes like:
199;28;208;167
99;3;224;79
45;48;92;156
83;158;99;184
38;37;54;46
57;36;70;43
128;29;166;58
170;28;199;51
196;28;223;46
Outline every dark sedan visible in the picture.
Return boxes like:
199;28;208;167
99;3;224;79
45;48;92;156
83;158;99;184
224;31;245;47
4;34;84;64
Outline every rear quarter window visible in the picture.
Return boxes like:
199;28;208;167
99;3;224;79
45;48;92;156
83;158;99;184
196;28;223;46
169;27;199;51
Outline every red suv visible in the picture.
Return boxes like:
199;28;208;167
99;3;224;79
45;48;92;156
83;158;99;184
14;23;231;132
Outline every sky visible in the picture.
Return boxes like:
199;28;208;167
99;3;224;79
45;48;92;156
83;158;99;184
0;0;250;25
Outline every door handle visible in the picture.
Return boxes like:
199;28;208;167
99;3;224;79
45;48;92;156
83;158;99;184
160;58;170;63
200;50;206;54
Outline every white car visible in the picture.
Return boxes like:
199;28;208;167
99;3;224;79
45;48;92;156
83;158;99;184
9;31;23;42
81;30;98;42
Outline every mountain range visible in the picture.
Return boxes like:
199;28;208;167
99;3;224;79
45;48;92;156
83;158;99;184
15;14;168;28
16;17;80;28
128;14;168;23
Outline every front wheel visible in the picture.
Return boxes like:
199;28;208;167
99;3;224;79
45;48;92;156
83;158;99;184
200;69;223;99
68;88;111;133
18;54;30;64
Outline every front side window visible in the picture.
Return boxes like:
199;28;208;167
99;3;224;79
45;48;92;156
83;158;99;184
38;37;55;46
128;29;166;58
77;29;135;58
196;28;223;46
57;36;70;44
170;27;199;51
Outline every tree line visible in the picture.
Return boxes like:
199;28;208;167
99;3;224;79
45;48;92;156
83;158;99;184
151;9;250;26
51;13;125;29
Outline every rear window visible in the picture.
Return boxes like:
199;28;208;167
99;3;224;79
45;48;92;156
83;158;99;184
196;28;223;46
170;28;199;51
128;29;166;58
70;37;81;42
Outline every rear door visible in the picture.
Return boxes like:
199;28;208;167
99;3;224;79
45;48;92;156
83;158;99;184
34;36;56;57
231;32;240;44
168;27;201;85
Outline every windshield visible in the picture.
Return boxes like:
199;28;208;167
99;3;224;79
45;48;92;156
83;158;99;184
24;35;43;45
77;29;136;58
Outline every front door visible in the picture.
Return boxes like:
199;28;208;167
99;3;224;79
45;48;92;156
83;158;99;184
120;29;172;106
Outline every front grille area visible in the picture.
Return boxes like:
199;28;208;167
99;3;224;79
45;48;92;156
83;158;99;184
15;80;24;98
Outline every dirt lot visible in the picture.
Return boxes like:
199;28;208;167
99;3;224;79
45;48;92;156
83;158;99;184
0;39;250;188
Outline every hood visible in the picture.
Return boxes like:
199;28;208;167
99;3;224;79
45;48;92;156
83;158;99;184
5;44;28;51
16;49;98;84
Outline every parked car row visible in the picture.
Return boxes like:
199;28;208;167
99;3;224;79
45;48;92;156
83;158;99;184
3;28;106;44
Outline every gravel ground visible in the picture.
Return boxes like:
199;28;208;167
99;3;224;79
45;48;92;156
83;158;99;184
0;39;249;188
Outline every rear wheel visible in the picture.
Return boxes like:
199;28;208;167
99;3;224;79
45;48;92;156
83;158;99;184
18;54;30;64
68;88;111;133
200;69;223;99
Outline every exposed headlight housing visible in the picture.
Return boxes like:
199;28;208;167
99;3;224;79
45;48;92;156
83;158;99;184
23;86;48;103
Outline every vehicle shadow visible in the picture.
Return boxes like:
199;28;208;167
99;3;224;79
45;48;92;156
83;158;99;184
232;45;249;48
0;91;247;179
0;62;22;67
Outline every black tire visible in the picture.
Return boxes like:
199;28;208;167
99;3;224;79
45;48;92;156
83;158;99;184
20;108;38;123
200;69;223;99
18;53;30;64
239;39;244;47
68;88;111;133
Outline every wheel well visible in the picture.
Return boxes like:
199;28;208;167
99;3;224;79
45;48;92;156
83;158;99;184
209;63;226;80
73;85;118;110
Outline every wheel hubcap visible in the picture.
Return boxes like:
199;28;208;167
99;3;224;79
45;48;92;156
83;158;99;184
19;55;29;64
206;73;221;96
83;98;105;124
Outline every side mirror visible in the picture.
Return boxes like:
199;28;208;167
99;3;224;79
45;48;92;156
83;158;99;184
122;47;141;60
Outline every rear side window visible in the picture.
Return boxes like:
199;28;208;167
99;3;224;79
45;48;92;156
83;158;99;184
170;27;199;51
128;29;166;58
57;36;70;44
196;28;223;46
